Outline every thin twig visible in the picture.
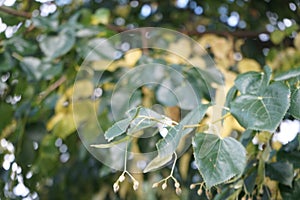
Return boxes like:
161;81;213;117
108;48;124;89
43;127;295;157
0;6;31;19
38;75;67;102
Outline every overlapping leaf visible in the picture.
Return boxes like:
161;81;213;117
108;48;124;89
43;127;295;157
144;104;210;172
192;133;246;189
104;107;164;142
230;67;290;132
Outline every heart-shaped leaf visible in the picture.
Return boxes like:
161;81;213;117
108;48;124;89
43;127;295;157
234;66;271;95
192;133;247;189
230;81;290;132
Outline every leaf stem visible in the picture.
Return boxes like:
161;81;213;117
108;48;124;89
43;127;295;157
183;112;232;129
124;141;128;171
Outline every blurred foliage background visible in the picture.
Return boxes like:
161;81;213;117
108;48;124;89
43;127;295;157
0;0;300;199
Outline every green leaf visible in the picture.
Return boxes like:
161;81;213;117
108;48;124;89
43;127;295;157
126;107;164;135
244;167;257;194
34;134;60;176
0;53;14;72
279;179;300;200
53;113;76;139
39;28;75;59
155;125;183;158
284;24;299;36
156;103;210;157
143;154;173;173
266;162;293;187
230;82;290;132
0;103;14;131
104;118;131;142
223;86;237;116
173;83;198;110
143;104;210;172
234;66;271;95
277;149;300;168
185;67;213;101
290;87;300;119
192;133;247;189
7;36;38;56
20;57;61;81
274;68;300;81
104;107;163;141
20;57;42;81
156;78;177;106
32;15;59;31
270;30;285;45
78;38;117;61
180;103;211;134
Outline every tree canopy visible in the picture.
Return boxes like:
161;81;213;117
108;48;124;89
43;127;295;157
0;0;300;199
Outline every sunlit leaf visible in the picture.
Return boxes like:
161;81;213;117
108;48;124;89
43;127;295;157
270;30;285;45
124;49;142;67
52;113;76;139
91;8;110;25
294;32;300;51
39;28;75;59
237;58;261;73
231;67;289;132
274;68;300;81
192;133;246;189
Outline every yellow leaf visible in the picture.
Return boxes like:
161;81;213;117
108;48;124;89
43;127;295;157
294;32;300;51
272;141;282;151
73;80;94;99
55;94;69;114
73;100;99;124
179;152;191;180
53;113;76;139
221;115;245;137
238;58;261;73
47;112;64;131
91;60;112;71
124;49;142;67
164;53;185;64
212;37;232;59
188;56;206;68
91;8;110;25
115;5;131;18
169;38;191;59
